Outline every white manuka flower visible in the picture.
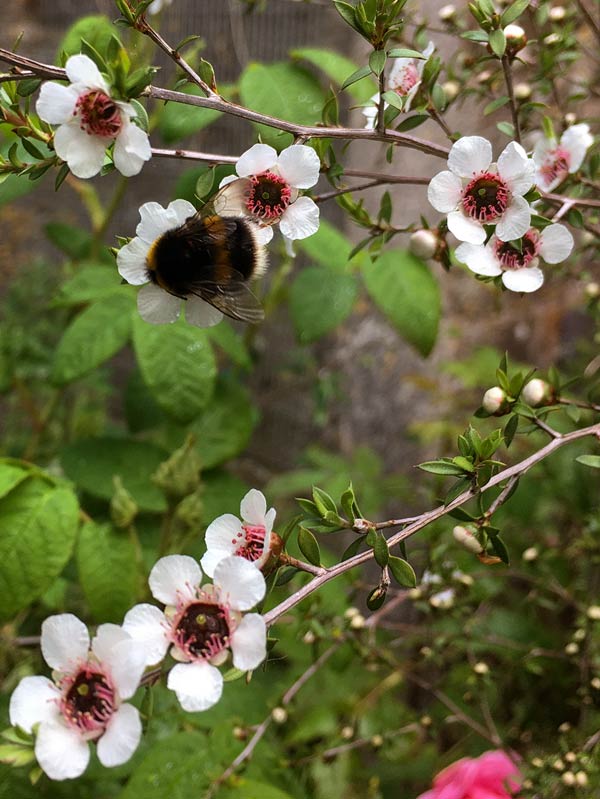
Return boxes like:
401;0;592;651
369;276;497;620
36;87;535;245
36;55;151;179
533;123;594;192
116;199;226;327
455;222;574;293
147;0;174;13
362;41;435;129
428;136;535;244
123;555;267;712
201;488;277;577
215;143;320;245
9;614;146;781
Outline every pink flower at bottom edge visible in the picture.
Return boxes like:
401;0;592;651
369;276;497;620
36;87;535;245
416;750;521;799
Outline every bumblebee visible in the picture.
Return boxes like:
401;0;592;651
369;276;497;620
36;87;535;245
145;196;267;324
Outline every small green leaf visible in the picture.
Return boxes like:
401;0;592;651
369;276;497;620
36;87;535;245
489;29;507;57
367;585;387;610
372;531;389;567
312;486;338;517
341;64;373;91
418;460;467;476
452;456;476;473
501;0;529;26
291;48;376;102
575;455;600;469
341;535;366;561
484;96;510;115
369;49;386;76
298;526;321;566
387;48;427;59
388;555;417;587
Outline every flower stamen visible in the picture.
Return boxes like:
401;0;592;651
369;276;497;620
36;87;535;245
462;172;510;222
173;600;231;661
246;171;292;221
75;90;122;138
59;666;116;736
495;230;539;270
539;147;570;188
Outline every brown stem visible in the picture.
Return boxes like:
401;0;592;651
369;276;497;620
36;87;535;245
500;55;521;143
151;147;237;164
278;553;326;577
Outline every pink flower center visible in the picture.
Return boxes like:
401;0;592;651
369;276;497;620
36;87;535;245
246;171;292;220
172;600;231;661
74;90;122;138
390;62;420;96
539;146;570;188
231;524;267;562
59;665;116;736
462;171;510;223
495;230;539;270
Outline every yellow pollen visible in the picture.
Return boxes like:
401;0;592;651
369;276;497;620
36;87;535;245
196;613;207;625
77;684;89;696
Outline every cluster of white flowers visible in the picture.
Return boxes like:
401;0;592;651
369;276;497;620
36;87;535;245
427;128;593;293
9;489;276;781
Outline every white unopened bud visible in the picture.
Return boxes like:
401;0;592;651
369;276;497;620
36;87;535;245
272;707;288;724
549;5;566;20
514;82;531;100
582;232;596;247
473;661;489;675
573;628;586;641
350;613;365;629
531;757;544;768
371;734;384;748
544;32;561;46
453;525;483;554
438;4;456;21
522;378;553;407
420;715;432;727
504;24;527;54
302;630;316;644
565;751;577;763
575;772;588;787
341;725;354;740
477;70;493;84
591;677;600;690
429;589;455;609
561;771;576;786
587;605;600;620
522;546;539;562
410;229;438;260
585;281;600;298
482;386;509;414
565;642;579;655
344;606;360;620
553;759;565;771
420;646;433;657
558;722;571;733
565;112;577;125
442;80;460;101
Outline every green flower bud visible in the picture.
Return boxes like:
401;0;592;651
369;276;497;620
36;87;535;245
110;476;138;528
153;434;202;499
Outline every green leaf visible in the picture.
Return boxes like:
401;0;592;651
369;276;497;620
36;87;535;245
575;455;600;469
387;48;427;59
362;249;440;357
291;48;376;102
132;316;217;424
369;49;387;76
217;779;296;799
0;478;79;621
51;293;134;385
77;521;138;622
341;535;366;561
158;84;223;143
388;555;417;587
497;121;515;137
367;585;387;610
205;322;251;369
289;267;357;344
239;62;324;148
418;460;467;476
298;526;321;566
489;533;510;564
312;486;338;516
61;438;168;512
372;530;389;567
189;379;259;469
488;29;507;57
53;263;125;306
58;14;121;60
0;461;31;499
296;219;357;272
396;113;430;131
484;96;510;115
45;222;92;260
501;0;529;26
341;64;373;91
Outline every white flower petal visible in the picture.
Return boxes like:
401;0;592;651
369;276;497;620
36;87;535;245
41;614;89;672
495;195;531;241
167;662;223;712
213;178;252;216
113;119;151;177
240;489;267;526
149;554;202;605
362;101;377;130
167;198;198;226
122;603;169;666
9;676;60;733
447;136;492;178
561;123;594;173
538;223;574;263
105;639;147;700
96;704;142;767
532;136;556;168
254;224;274;245
136;201;176;244
455;242;502;276
231;613;267;671
264;507;276;536
277;145;321;189
36;82;78;124
427;170;462;213
184;296;223;328
214;555;266;611
53;123;107;179
218;174;238;189
279;196;320;240
497;141;534;195
66;54;109;92
205;514;241;552
91;624;129;664
35;720;89;780
502;266;544;293
117;236;150;285
137;283;181;325
447;210;486;244
200;549;232;578
236;143;277;177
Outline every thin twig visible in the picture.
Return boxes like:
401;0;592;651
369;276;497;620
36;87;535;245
427;104;453;140
531;416;560;439
278;553;326;577
500;55;521;143
485;474;519;517
151;147;237;164
377;65;386;135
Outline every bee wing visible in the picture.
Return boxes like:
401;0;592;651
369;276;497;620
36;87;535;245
206;178;253;217
191;277;265;324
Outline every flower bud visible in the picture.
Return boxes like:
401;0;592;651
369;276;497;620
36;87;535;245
561;771;576;786
565;752;577;763
353;518;371;533
350;613;366;629
585;281;600;298
591;677;600;690
575;772;588;787
573;628;586;641
531;757;544;768
549;5;566;20
565;642;579;655
152;434;202;499
522;378;553;407
477;70;493;85
438;4;456;21
565;112;577;125
341;726;354;740
513;82;531;101
544;33;561;46
587;605;600;620
174;487;204;528
558;722;571;733
110;476;138;528
473;661;489;675
429;588;455;609
271;707;288;724
371;734;384;748
482;386;509;415
442;80;460;101
453;525;483;554
553;759;565;771
410;229;438;260
504;24;527;56
302;630;316;644
522;546;539;562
